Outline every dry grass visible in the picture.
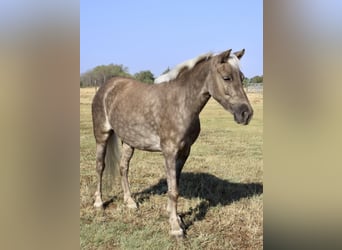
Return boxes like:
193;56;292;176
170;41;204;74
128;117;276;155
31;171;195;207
80;87;263;249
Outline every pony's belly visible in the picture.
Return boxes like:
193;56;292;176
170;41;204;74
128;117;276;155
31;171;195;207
114;125;161;151
124;134;161;152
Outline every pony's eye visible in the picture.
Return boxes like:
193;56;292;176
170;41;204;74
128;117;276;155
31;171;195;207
223;76;232;81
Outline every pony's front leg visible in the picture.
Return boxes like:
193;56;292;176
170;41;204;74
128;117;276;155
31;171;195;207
164;151;184;238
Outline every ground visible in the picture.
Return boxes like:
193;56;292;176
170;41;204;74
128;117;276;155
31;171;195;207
80;87;263;249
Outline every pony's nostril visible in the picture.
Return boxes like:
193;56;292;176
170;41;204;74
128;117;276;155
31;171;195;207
244;111;253;124
233;104;253;125
241;110;252;125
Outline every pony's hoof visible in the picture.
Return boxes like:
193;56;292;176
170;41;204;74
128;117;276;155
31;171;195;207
126;201;138;209
93;201;103;209
170;229;184;238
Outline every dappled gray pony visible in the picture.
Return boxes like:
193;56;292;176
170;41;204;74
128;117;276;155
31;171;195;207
91;49;253;237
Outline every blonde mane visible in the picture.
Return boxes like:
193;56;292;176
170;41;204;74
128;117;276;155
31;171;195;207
154;52;213;84
154;51;241;84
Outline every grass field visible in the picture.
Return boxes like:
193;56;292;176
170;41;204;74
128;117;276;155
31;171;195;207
80;87;263;249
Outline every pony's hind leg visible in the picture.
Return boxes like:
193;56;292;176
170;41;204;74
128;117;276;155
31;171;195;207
94;141;107;208
120;143;137;209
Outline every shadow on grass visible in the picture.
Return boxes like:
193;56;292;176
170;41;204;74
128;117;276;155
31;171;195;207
103;196;117;209
135;172;263;231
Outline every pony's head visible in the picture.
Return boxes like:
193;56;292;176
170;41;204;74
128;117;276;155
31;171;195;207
208;49;253;125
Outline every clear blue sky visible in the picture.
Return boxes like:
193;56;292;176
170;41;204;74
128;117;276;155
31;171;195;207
81;0;263;78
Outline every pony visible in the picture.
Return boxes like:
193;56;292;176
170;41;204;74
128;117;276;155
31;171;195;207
91;49;253;237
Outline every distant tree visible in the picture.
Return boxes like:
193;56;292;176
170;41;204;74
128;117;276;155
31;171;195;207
93;64;131;86
258;75;263;83
80;70;95;87
80;63;132;88
250;75;263;83
134;70;155;84
242;77;250;87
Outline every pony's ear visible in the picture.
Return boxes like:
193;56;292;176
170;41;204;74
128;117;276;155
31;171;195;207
234;49;245;60
217;49;232;63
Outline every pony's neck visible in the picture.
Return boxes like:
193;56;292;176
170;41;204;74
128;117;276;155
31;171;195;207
178;59;212;116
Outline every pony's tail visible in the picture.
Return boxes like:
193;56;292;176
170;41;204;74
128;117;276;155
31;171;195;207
103;132;121;193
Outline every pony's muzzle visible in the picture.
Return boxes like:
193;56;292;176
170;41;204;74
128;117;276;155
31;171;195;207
233;103;253;125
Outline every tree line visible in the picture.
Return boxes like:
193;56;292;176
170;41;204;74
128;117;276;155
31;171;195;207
80;63;262;88
80;64;155;87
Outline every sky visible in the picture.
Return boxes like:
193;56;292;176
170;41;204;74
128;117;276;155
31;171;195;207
80;0;263;78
